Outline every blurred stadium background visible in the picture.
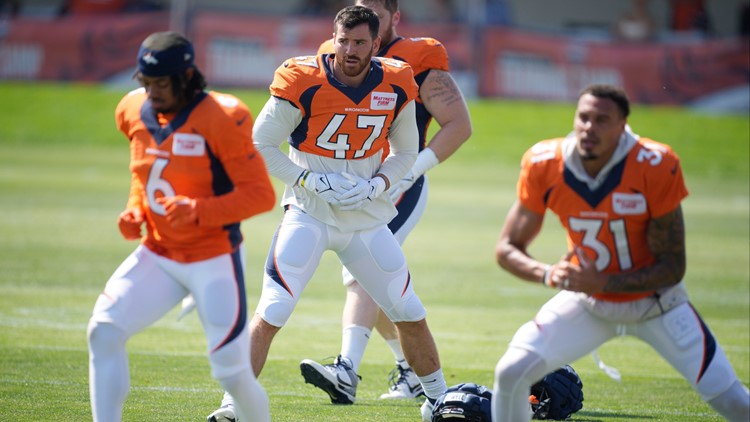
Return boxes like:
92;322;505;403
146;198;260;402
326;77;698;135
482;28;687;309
1;0;748;112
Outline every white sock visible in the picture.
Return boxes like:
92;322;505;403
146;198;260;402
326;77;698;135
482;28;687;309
419;368;447;401
385;339;407;366
340;324;371;373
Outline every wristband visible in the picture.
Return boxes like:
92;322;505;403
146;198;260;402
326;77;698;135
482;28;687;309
297;170;310;187
412;148;440;177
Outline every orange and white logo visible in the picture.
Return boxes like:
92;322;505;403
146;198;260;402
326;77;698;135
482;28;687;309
612;193;646;215
371;92;397;110
172;133;206;156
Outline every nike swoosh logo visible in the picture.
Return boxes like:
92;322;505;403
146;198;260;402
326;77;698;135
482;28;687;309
236;115;247;126
336;374;353;388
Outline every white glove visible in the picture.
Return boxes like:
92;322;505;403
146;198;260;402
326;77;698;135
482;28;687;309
388;148;439;202
338;173;387;211
298;171;356;206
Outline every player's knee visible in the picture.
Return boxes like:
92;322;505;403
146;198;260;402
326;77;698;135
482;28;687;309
87;320;127;355
495;347;545;392
256;299;294;328
209;338;250;380
382;293;426;322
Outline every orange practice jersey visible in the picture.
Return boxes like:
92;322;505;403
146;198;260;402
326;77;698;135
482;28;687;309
318;37;449;151
270;54;418;160
518;137;689;302
115;90;275;263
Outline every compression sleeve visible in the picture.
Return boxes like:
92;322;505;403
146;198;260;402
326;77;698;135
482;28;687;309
253;96;308;186
378;100;418;183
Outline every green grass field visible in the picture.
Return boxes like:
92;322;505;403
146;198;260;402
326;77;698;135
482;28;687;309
0;81;747;421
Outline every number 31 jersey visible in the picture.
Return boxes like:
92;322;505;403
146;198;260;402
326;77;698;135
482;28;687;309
517;132;689;302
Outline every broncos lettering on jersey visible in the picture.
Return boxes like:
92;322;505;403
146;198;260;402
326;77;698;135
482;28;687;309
318;36;448;152
270;53;418;161
517;133;689;302
115;90;275;262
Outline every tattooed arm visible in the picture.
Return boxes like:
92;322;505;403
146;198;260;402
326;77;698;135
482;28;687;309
562;206;687;295
419;69;472;161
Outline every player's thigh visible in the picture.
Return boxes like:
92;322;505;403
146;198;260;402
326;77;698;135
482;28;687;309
186;250;248;350
91;245;186;335
339;225;424;322
340;181;428;286
637;302;739;399
510;291;617;368
255;208;329;326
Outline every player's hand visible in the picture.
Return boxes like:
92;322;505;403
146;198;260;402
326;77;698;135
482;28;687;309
299;171;356;206
117;207;144;240
545;251;574;289
565;247;606;295
338;173;387;211
156;196;198;228
388;169;416;203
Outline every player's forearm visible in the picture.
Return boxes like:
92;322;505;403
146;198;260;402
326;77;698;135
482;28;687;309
194;158;276;227
380;101;418;183
424;110;472;162
496;242;548;285
126;173;146;210
602;258;685;293
252;97;307;186
603;207;686;293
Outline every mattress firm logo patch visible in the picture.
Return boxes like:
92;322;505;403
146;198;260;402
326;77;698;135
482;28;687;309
371;92;397;110
612;193;646;215
173;133;206;156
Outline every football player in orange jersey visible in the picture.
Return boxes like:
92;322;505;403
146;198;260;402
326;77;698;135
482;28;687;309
492;84;749;421
86;31;275;422
207;6;447;422
300;0;472;404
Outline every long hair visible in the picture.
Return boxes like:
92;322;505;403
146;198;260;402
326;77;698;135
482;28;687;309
172;67;207;104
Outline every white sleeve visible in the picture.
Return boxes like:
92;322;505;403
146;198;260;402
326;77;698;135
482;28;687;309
252;96;307;186
378;100;418;184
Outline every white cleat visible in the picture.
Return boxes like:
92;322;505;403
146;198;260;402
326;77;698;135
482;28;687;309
207;392;235;422
300;355;360;404
420;398;434;422
379;364;425;400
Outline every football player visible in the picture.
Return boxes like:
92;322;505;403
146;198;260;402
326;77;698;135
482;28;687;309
207;6;448;422
300;0;472;404
86;31;275;422
492;84;749;421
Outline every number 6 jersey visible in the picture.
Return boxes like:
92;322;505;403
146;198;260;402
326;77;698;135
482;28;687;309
517;130;689;302
115;89;275;262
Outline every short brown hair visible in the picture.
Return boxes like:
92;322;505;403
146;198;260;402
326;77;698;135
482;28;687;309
334;5;380;39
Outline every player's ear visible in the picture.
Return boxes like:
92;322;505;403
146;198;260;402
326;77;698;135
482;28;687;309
392;10;400;26
185;67;195;80
372;35;381;54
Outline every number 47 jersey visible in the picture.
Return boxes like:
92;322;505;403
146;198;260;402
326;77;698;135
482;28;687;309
265;53;419;231
517;131;689;302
